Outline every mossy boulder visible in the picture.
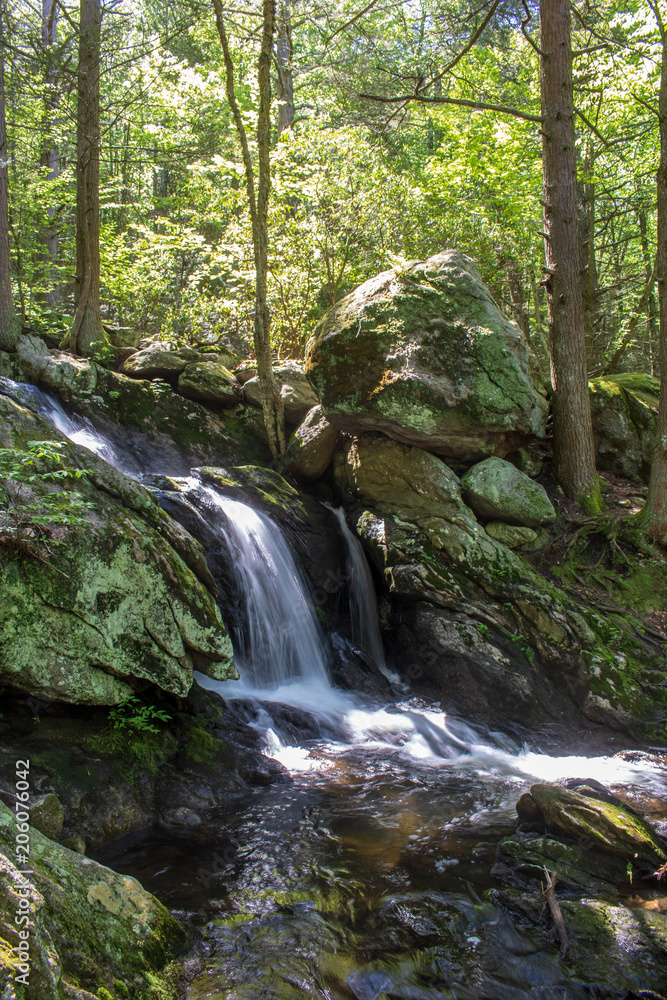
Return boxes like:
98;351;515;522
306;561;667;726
305;250;548;461
243;362;319;424
0;800;186;999
0;396;236;705
177;361;238;406
525;783;667;864
461;457;556;527
285;405;339;482
589;373;659;483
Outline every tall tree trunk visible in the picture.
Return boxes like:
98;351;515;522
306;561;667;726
640;26;667;545
0;5;18;351
540;0;602;513
66;0;107;356
638;203;659;373
213;0;285;459
37;0;61;308
578;145;598;367
275;0;294;138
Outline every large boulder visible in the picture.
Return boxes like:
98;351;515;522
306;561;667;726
461;457;556;527
0;395;236;705
285;405;339;481
0;800;186;999
590;373;659;483
243;361;319;423
305;251;548;460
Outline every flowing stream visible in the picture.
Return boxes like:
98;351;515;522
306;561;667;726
6;376;667;998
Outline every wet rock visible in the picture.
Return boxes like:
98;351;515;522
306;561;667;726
0;800;186;999
590;373;659;483
177;362;239;406
29;794;64;841
285;405;339;482
525;783;666;864
0;396;236;705
485;522;538;549
461;457;556;527
243;361;319;424
305;250;547;460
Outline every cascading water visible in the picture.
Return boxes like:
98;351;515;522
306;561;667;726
327;505;390;674
0;375;125;469
184;484;331;689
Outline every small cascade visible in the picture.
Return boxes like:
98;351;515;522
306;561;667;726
0;376;121;468
328;505;399;682
187;484;331;689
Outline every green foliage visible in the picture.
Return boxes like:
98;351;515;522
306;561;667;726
0;441;94;553
109;696;172;734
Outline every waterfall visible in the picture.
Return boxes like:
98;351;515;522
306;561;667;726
189;485;331;689
328;505;399;683
0;376;121;468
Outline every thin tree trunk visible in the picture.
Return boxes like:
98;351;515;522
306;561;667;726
640;22;667;545
66;0;106;356
638;203;659;373
578;146;598;367
212;0;285;458
540;0;602;513
275;0;294;138
0;5;18;351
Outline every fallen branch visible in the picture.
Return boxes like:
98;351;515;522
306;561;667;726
542;868;569;959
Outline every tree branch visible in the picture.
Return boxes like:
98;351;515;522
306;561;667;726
358;91;542;123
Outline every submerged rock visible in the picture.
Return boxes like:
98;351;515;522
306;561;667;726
0;396;236;705
305;250;548;460
461;457;556;527
590;373;659;483
0;800;186;999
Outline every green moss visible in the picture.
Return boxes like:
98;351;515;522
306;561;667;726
183;725;219;764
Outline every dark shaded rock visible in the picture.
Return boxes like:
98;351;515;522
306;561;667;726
285;404;339;482
590;374;659;483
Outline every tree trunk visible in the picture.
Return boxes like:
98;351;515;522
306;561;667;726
37;0;61;308
640;28;667;545
540;0;602;513
67;0;107;357
0;6;19;351
638;204;659;374
578;146;598;368
213;0;285;459
275;0;294;138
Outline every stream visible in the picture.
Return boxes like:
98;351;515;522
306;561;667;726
5;376;667;1000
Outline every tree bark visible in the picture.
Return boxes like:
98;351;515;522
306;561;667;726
37;0;61;308
640;24;667;545
540;0;602;512
66;0;107;356
212;0;285;459
0;5;19;351
275;0;294;138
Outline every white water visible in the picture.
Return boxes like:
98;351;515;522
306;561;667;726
327;505;401;685
191;486;331;689
1;376;121;468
